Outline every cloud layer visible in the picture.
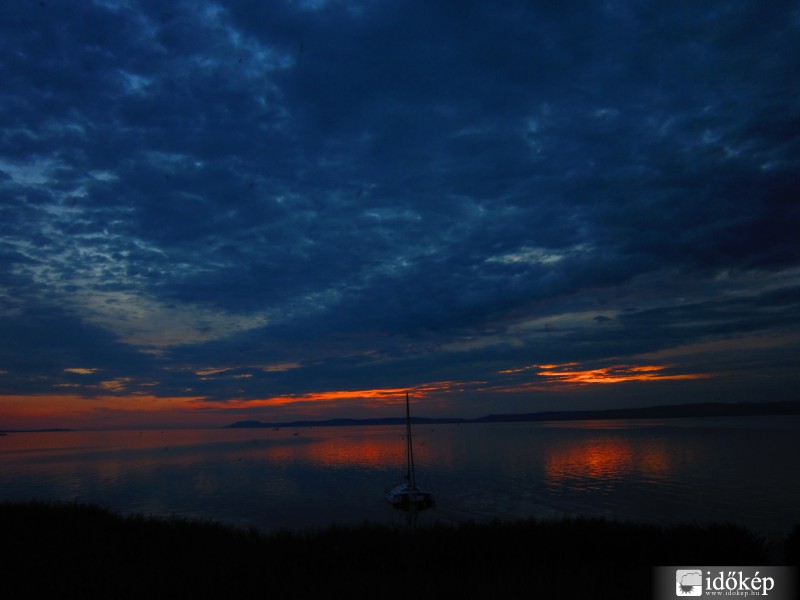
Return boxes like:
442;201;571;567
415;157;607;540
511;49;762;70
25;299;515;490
1;0;799;427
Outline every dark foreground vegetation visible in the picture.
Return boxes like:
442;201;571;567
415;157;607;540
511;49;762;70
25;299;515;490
1;502;796;599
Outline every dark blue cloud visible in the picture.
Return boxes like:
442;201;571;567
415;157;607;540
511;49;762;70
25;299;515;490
1;0;798;421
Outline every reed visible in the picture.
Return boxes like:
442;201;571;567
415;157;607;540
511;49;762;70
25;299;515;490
0;501;788;599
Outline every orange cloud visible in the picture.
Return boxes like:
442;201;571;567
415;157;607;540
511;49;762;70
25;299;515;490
260;362;301;372
492;361;712;393
195;363;301;378
204;382;459;410
537;363;711;385
498;362;577;374
0;381;468;429
64;368;100;375
195;367;231;376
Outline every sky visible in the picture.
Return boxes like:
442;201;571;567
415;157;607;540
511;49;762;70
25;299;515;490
1;0;799;429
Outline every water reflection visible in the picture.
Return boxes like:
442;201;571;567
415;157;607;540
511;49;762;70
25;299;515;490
543;438;672;488
1;418;799;534
272;433;398;469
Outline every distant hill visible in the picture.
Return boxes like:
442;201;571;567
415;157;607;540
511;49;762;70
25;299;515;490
473;399;800;423
228;416;468;429
226;399;800;429
0;428;72;434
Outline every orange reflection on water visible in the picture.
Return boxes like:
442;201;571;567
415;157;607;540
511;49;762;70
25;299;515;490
543;438;672;486
299;435;398;469
249;427;450;472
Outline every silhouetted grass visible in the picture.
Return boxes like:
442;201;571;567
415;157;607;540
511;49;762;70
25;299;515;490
786;523;800;566
0;501;789;599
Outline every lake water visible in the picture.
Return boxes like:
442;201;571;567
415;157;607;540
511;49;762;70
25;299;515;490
1;416;799;536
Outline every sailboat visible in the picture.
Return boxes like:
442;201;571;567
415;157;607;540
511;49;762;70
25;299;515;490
386;392;435;510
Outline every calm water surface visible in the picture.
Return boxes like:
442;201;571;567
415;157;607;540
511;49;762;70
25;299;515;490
1;416;798;535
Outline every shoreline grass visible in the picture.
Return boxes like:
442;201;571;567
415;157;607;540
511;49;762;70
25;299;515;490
1;501;796;599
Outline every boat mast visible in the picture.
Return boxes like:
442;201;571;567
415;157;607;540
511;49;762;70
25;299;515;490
405;392;416;488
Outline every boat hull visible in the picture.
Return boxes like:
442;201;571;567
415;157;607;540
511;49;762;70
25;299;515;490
386;484;435;510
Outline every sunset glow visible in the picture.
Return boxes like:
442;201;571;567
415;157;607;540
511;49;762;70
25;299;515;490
0;362;720;430
0;394;207;430
1;0;798;431
535;364;711;385
190;381;461;411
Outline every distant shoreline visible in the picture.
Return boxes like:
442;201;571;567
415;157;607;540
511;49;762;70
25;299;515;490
0;428;72;434
3;400;797;434
227;399;800;430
